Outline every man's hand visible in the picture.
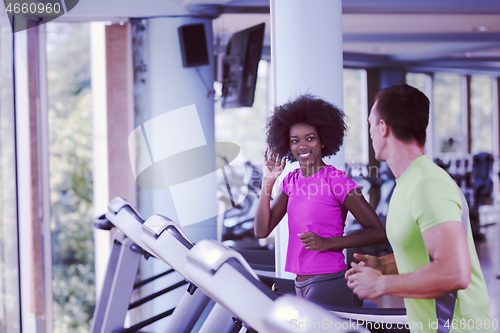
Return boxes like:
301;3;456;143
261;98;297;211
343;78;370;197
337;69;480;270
345;253;383;279
346;262;384;299
299;232;329;251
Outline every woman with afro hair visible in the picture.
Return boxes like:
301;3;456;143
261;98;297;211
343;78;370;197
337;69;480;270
254;94;386;307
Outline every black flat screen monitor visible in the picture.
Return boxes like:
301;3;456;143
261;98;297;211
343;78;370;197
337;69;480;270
222;23;265;108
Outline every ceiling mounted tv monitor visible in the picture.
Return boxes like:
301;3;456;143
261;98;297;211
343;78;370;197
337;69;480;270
222;23;265;108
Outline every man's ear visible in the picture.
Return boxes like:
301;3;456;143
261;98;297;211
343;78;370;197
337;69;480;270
380;119;389;137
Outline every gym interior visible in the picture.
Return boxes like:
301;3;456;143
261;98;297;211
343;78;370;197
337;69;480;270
1;0;500;332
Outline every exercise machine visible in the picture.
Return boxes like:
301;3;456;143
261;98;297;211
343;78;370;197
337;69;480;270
91;198;189;333
183;239;379;333
93;197;408;333
141;214;236;333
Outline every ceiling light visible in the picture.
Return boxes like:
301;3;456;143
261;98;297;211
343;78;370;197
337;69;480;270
470;26;489;32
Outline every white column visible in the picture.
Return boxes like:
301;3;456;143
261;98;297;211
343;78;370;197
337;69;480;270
38;23;54;333
90;21;110;299
424;74;435;161
135;17;216;332
461;76;470;156
492;79;499;190
271;0;344;278
15;29;37;333
145;17;216;241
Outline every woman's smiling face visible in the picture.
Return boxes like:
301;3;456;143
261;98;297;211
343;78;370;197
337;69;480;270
289;123;323;167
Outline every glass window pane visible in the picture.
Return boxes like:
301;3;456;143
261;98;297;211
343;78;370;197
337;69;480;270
406;73;433;157
406;72;427;94
471;75;493;154
0;12;21;333
46;22;95;332
343;68;368;164
215;59;270;164
215;60;270;248
433;73;462;154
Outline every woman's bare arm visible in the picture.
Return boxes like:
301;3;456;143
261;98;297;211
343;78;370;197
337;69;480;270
300;188;387;250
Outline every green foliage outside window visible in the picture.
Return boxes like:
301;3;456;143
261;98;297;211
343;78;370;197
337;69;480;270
433;73;462;153
47;22;95;332
471;76;493;154
215;60;269;164
343;68;367;164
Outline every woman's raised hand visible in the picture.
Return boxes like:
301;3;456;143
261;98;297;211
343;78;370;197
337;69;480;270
263;147;286;181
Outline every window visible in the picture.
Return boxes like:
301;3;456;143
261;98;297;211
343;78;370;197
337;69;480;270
406;72;428;93
47;22;95;332
0;12;21;333
406;72;433;158
470;75;493;154
343;68;368;164
433;73;462;154
215;59;270;164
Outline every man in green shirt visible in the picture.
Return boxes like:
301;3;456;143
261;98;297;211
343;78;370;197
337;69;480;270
346;84;493;333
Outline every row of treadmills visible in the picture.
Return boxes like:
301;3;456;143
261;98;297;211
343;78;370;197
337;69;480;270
90;197;409;333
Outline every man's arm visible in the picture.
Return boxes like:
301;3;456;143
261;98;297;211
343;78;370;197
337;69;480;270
347;221;471;299
377;253;398;275
345;253;398;280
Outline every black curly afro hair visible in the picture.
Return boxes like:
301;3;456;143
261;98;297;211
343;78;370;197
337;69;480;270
266;94;347;162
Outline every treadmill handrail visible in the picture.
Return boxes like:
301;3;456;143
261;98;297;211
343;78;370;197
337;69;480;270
261;275;407;323
108;197;144;220
264;295;371;333
325;305;406;316
186;239;259;280
330;310;407;324
142;214;193;249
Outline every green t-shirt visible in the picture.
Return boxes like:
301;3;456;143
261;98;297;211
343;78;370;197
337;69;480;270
386;155;493;333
